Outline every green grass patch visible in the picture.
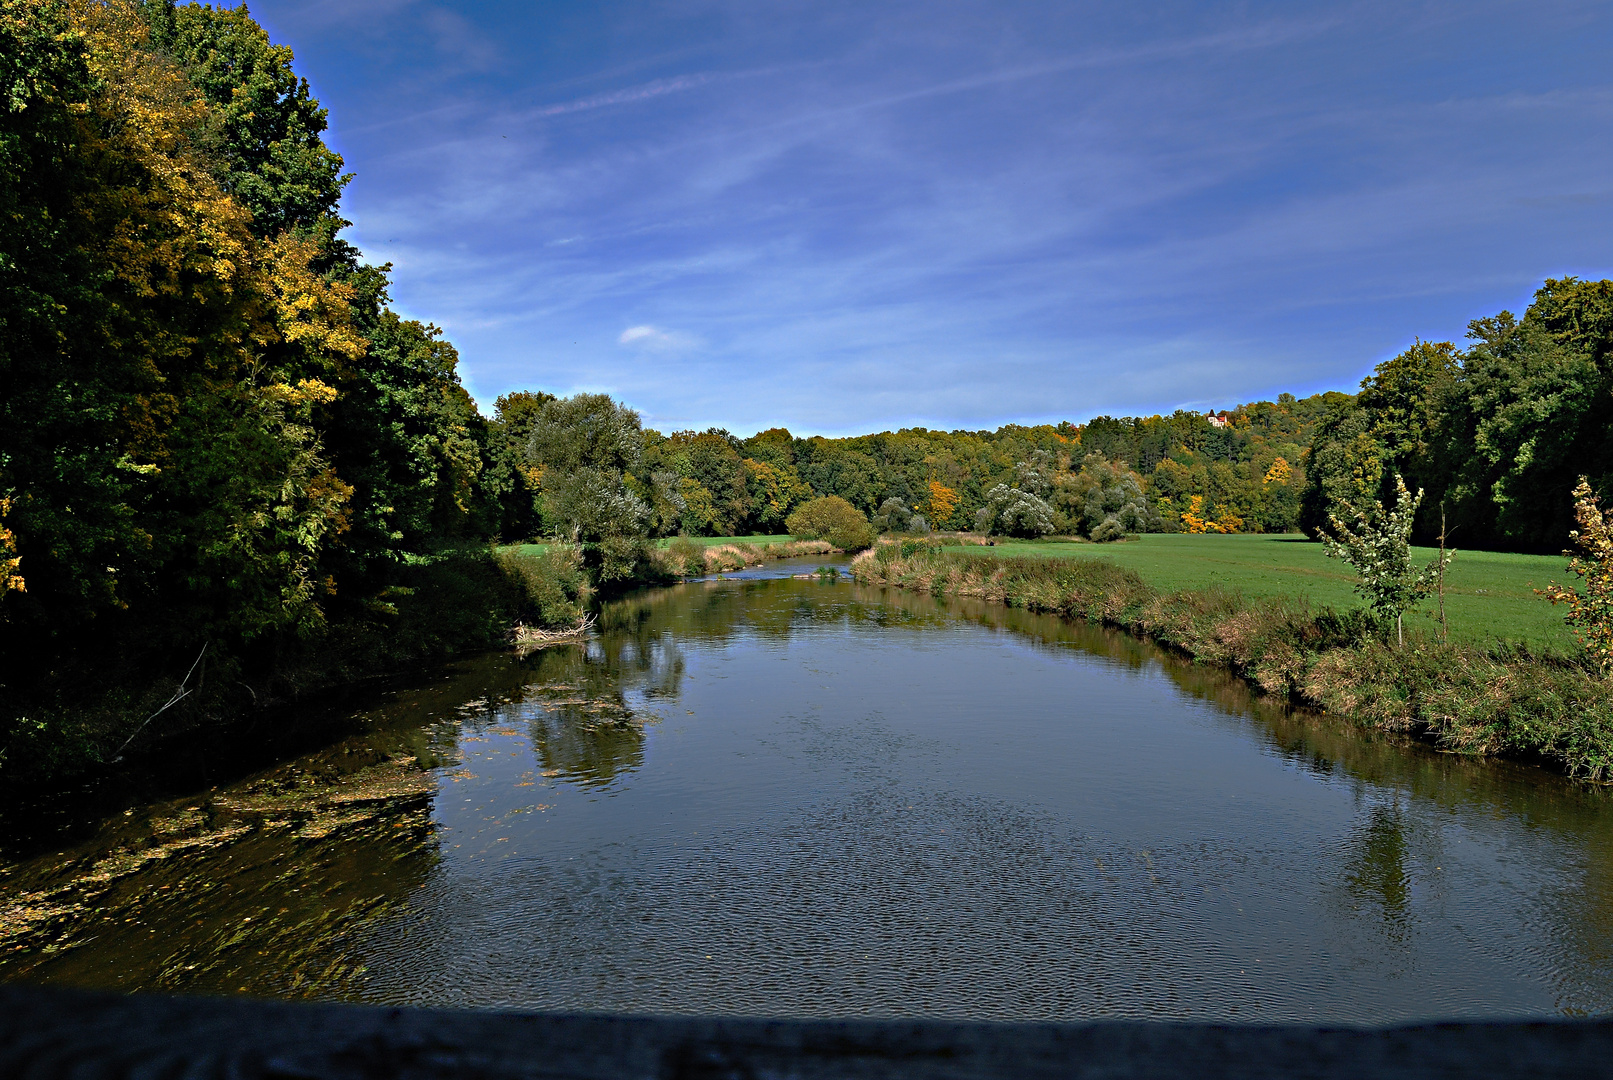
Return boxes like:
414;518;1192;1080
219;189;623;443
947;533;1576;650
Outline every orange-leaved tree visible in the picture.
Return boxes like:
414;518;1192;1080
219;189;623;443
921;481;960;529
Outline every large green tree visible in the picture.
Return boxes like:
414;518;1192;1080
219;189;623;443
141;0;347;240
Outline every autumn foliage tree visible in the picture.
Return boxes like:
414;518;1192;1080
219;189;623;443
0;0;510;782
1540;479;1613;676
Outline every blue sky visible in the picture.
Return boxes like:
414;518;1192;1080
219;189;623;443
248;0;1613;436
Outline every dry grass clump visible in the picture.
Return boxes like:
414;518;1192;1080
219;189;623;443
653;538;837;579
853;542;1613;781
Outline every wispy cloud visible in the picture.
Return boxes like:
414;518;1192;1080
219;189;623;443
619;325;700;350
534;74;718;119
267;0;1613;432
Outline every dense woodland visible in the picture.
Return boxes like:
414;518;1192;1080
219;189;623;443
2;0;1611;784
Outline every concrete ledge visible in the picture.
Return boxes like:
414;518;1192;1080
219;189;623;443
1;985;1610;1078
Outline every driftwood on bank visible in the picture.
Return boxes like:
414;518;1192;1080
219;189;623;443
512;614;594;654
1;985;1611;1079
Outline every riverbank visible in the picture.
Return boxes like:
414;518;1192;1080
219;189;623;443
851;543;1613;781
933;533;1573;650
0;536;838;799
0;544;589;802
651;537;835;577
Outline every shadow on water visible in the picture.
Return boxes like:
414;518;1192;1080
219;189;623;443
4;568;1613;1019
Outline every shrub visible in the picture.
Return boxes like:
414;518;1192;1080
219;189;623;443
1089;517;1127;543
1321;475;1451;646
663;537;708;577
493;545;587;628
787;496;875;551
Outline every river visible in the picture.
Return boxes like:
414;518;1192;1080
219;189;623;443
3;557;1611;1022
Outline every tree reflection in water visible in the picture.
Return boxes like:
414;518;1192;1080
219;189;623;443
1339;802;1412;943
492;610;686;789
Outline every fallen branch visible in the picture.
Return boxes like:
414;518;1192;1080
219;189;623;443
512;615;594;654
112;642;208;761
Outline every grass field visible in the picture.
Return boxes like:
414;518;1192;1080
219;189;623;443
946;533;1579;650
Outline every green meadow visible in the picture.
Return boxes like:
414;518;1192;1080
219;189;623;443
946;533;1579;651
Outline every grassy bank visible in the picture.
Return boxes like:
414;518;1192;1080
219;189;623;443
651;537;834;577
941;534;1573;650
853;542;1613;781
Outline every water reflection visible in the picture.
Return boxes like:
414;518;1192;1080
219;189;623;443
495;631;682;788
5;566;1613;1021
1339;801;1413;942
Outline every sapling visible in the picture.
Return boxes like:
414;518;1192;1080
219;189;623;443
1539;478;1613;676
1321;476;1454;646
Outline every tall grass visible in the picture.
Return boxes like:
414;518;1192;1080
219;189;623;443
853;543;1613;781
654;538;836;578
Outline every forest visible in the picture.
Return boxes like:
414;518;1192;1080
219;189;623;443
2;0;1611;787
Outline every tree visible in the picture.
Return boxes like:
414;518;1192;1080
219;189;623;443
144;0;348;240
872;497;915;533
976;484;1055;538
323;312;486;568
785;496;874;551
643;430;751;534
1539;479;1613;676
1055;453;1158;538
0;498;23;597
1300;397;1383;538
527;394;650;580
1321;476;1452;646
1356;340;1460;472
797;445;885;516
920;480;960;529
743;458;812;532
1180;495;1243;534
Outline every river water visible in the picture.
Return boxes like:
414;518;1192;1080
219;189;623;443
3;558;1612;1022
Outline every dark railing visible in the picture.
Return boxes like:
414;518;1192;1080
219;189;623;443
2;986;1610;1078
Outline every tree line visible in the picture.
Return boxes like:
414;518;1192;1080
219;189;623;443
2;0;1609;785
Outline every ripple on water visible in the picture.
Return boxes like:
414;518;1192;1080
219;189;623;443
357;785;1537;1022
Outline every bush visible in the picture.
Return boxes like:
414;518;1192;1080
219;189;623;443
787;496;875;551
1089;517;1127;543
493;546;586;627
663;537;708;577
